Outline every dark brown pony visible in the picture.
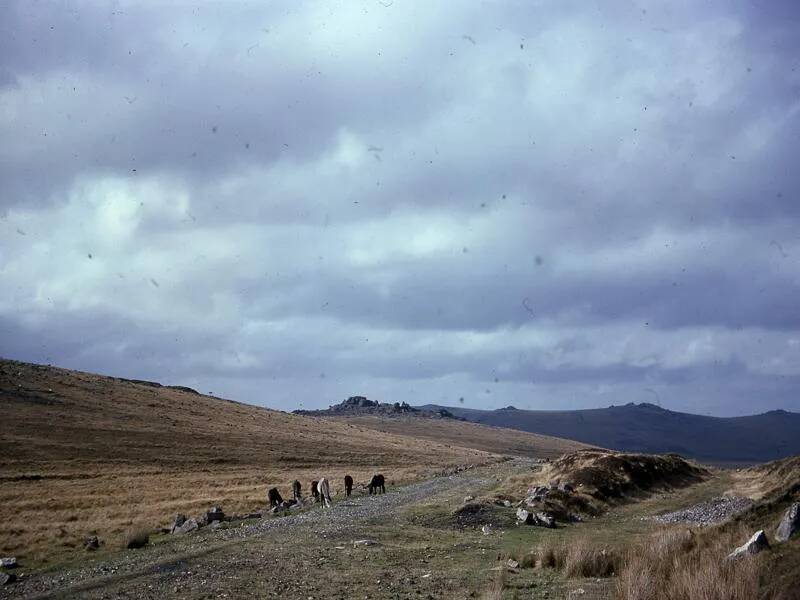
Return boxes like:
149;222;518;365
368;474;385;495
344;475;353;497
268;487;283;507
311;480;319;502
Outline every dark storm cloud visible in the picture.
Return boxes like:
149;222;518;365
1;1;799;416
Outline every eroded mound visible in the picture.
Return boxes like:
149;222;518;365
547;449;708;502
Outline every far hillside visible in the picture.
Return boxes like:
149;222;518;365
418;402;800;463
293;396;591;459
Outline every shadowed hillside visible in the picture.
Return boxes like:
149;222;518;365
419;402;800;463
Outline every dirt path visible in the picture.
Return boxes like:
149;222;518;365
3;473;490;599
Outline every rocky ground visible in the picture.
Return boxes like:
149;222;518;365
647;495;754;526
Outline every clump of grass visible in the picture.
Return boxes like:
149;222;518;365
481;567;507;600
563;541;619;578
517;551;537;569
615;526;761;600
535;538;568;570
125;528;150;549
533;536;619;577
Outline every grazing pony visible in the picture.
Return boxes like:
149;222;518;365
292;480;302;500
317;477;332;508
344;474;354;497
267;487;283;507
311;480;320;502
368;474;386;495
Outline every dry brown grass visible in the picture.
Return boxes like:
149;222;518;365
615;526;761;600
528;526;763;599
732;455;800;500
481;567;507;600
124;527;150;550
532;536;619;577
341;415;588;459
0;359;513;566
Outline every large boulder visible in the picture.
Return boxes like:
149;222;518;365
173;518;199;535
728;530;769;559
0;573;16;586
775;502;800;543
516;508;533;524
534;512;556;528
170;514;187;533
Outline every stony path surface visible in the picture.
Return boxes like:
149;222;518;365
647;495;753;526
2;473;488;599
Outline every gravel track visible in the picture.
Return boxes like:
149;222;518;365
647;495;754;526
3;473;488;599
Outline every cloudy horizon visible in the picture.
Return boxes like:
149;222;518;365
1;1;799;417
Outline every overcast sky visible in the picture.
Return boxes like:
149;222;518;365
1;1;799;416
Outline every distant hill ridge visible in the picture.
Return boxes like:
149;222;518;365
294;395;464;420
417;401;800;463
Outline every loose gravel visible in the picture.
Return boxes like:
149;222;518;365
647;495;753;526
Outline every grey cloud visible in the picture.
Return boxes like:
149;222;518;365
1;1;799;416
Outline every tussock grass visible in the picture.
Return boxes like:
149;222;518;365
531;536;619;577
615;526;761;600
124;527;150;549
481;568;507;600
527;526;764;598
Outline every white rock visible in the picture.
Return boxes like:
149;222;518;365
727;530;769;559
776;502;800;543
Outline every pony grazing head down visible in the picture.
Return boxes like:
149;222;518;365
317;477;332;508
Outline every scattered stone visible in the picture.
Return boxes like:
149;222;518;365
0;558;17;568
84;536;100;551
353;539;377;547
516;508;533;525
210;520;224;529
481;525;492;535
775;502;800;542
651;496;753;526
173;518;199;535
503;500;511;507
463;496;474;503
728;530;769;559
0;573;16;586
507;559;519;569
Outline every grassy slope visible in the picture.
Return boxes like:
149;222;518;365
0;358;501;566
333;415;589;460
